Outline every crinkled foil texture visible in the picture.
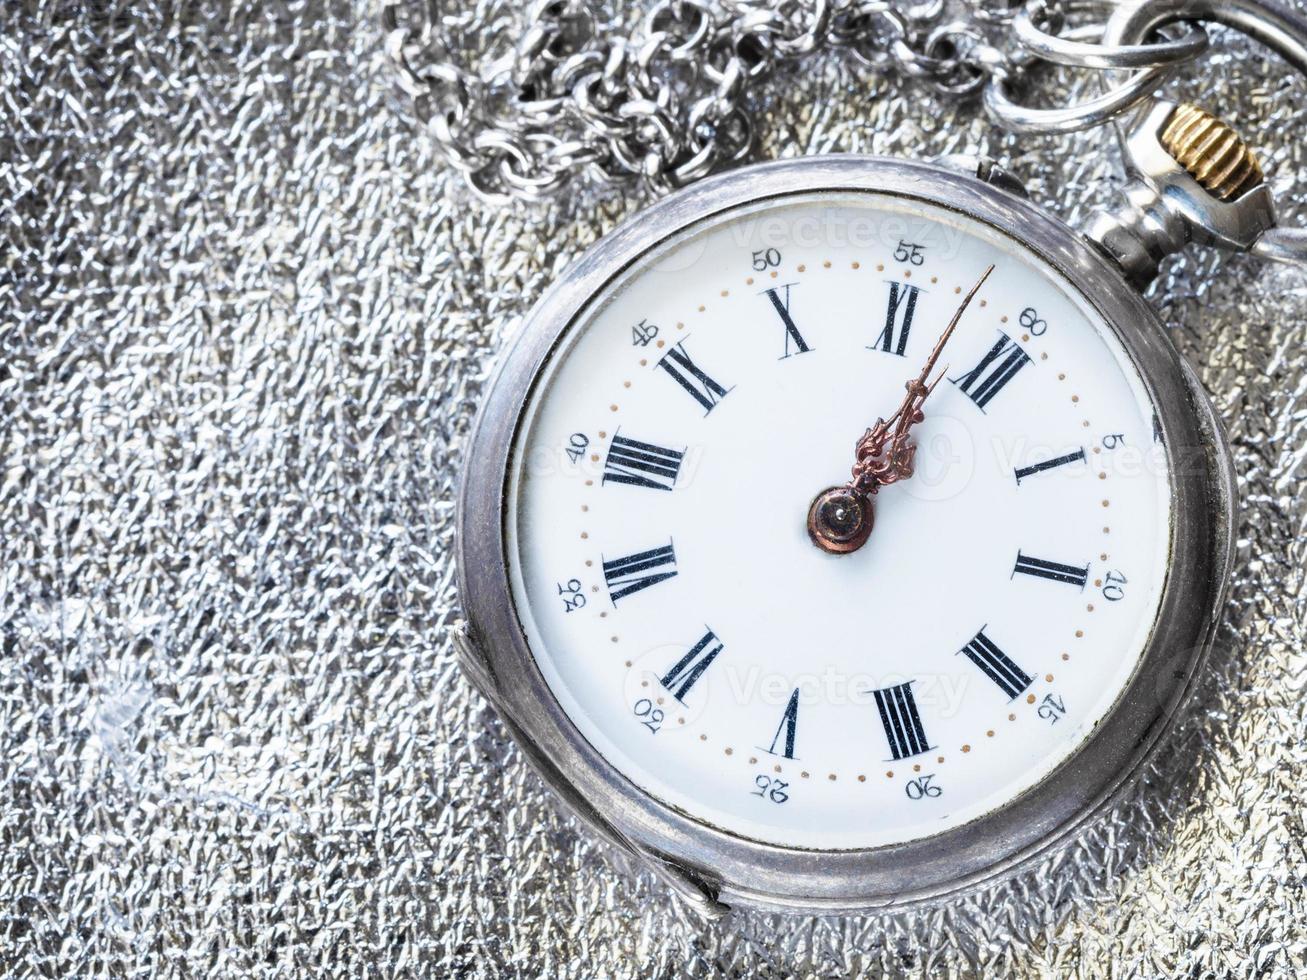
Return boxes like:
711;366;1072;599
3;2;1306;976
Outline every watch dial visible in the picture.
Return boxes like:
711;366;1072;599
504;193;1171;849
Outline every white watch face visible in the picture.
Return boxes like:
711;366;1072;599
504;193;1172;850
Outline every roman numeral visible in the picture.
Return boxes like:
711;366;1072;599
958;627;1033;700
660;629;724;702
765;688;800;759
657;341;732;414
1014;448;1086;483
872;681;931;761
602;543;677;603
951;332;1031;410
1012;551;1089;588
764;285;811;358
602;433;684;491
872;281;920;356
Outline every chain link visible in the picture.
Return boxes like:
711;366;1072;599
383;0;1307;265
381;0;1028;201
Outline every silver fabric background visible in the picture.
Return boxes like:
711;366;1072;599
4;2;1307;976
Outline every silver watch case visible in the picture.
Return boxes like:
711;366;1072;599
453;156;1237;916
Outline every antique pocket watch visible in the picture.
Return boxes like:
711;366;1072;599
388;0;1307;915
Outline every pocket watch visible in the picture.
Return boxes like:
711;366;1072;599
387;0;1307;915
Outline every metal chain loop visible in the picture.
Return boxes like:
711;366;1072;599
381;0;1222;200
985;0;1215;133
382;0;1041;201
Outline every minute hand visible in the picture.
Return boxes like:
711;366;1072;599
848;264;995;495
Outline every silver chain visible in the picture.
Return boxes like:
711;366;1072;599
381;0;1029;201
384;0;1307;262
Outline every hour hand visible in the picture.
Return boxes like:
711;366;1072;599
849;265;994;494
806;264;994;555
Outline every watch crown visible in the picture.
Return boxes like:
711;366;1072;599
1159;103;1264;201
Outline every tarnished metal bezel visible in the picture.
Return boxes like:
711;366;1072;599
454;156;1236;914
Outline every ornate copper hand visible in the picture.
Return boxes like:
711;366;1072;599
807;264;995;555
848;264;994;495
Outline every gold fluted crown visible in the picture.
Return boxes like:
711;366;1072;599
1159;103;1264;201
